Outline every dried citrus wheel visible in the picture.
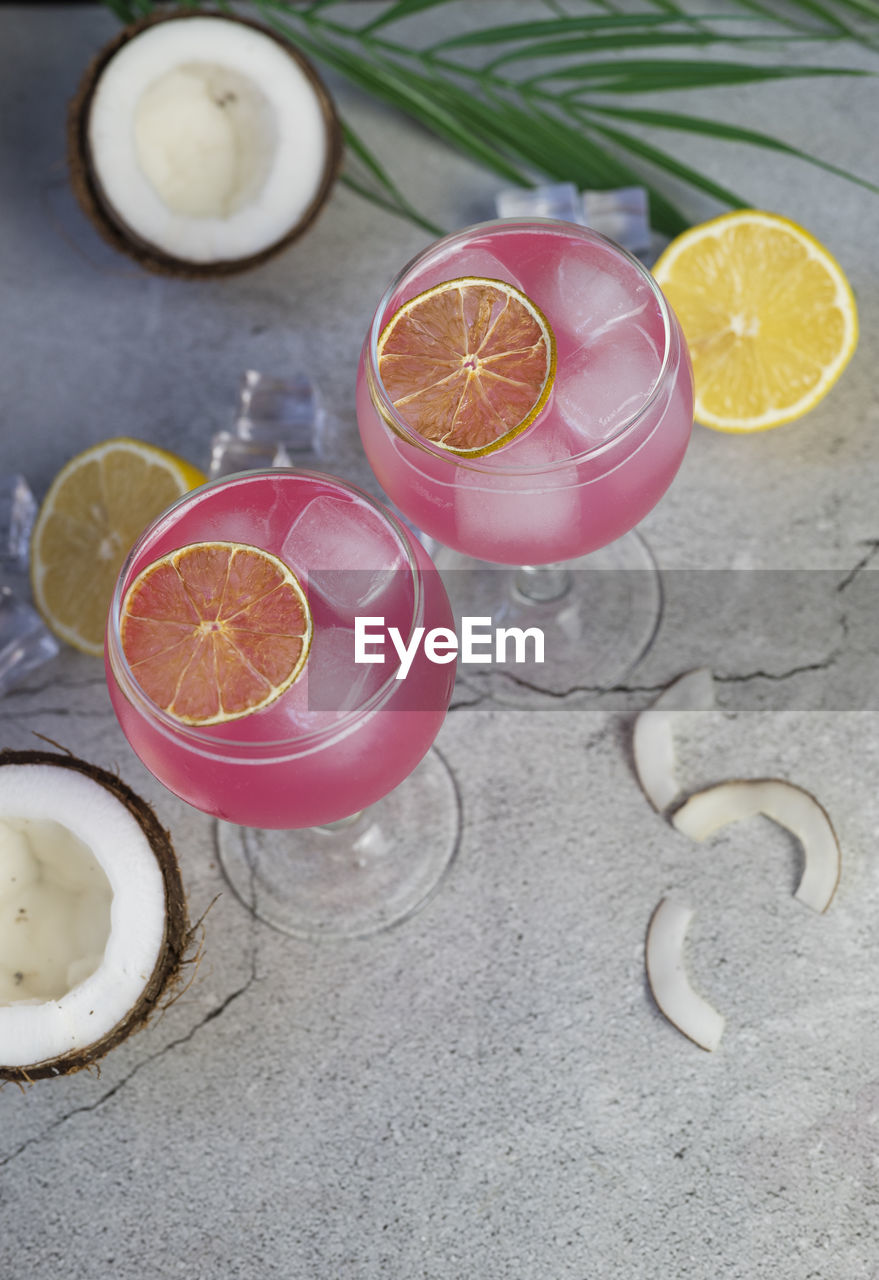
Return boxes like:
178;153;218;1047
377;276;556;456
119;542;312;726
31;438;206;657
652;210;858;433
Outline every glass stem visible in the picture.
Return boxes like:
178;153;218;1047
513;564;572;604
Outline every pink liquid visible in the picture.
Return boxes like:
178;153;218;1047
357;220;694;565
105;471;455;829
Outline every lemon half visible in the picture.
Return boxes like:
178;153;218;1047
31;438;206;656
652;210;858;433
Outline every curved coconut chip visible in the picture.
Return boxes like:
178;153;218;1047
645;897;725;1052
672;778;841;914
633;667;716;812
0;749;189;1084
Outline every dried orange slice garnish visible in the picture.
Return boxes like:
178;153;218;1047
377;276;556;456
120;542;312;725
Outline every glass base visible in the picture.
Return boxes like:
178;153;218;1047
214;748;462;940
433;529;663;707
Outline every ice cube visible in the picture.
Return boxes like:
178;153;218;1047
496;182;584;224
454;429;579;562
555;326;662;448
209;371;324;479
0;475;51;696
406;242;525;297
236;370;323;446
0;475;36;570
0;585;59;696
282;494;408;622
581;187;651;257
208;433;285;479
457;246;524;289
544;253;651;346
303;625;388;713
271;659;325;735
498;425;571;471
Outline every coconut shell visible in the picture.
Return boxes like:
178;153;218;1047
67;9;344;278
0;749;190;1084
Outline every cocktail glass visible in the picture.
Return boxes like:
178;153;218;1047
356;218;695;703
105;469;460;939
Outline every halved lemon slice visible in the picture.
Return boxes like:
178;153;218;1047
31;438;206;656
120;542;312;726
377;276;556;456
652;211;858;432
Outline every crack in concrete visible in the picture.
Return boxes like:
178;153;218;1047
448;687;490;711
1;673;108;701
836;539;879;594
445;548;879;709
0;706;113;722
447;619;848;705
455;658;837;704
0;968;258;1171
450;669;661;702
713;656;838;685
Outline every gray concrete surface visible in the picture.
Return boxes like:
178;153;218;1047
2;4;879;1277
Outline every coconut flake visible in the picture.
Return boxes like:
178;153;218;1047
672;779;840;913
645;897;725;1052
633;668;715;811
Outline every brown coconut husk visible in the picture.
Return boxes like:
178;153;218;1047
67;9;344;279
0;749;191;1084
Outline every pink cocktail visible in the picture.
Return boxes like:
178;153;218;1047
357;218;694;700
106;470;453;829
357;218;693;566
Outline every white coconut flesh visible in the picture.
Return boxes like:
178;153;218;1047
633;668;716;812
87;17;332;263
645;898;725;1052
0;765;166;1070
672;779;840;913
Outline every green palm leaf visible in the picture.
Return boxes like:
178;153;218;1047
431;13;707;49
358;0;470;34
582;102;879;196
536;57;868;92
340;121;445;234
577;115;754;208
467;90;693;233
487;31;809;70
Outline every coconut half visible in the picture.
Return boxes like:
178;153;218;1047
645;897;725;1052
0;750;187;1083
672;778;841;913
68;12;342;276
